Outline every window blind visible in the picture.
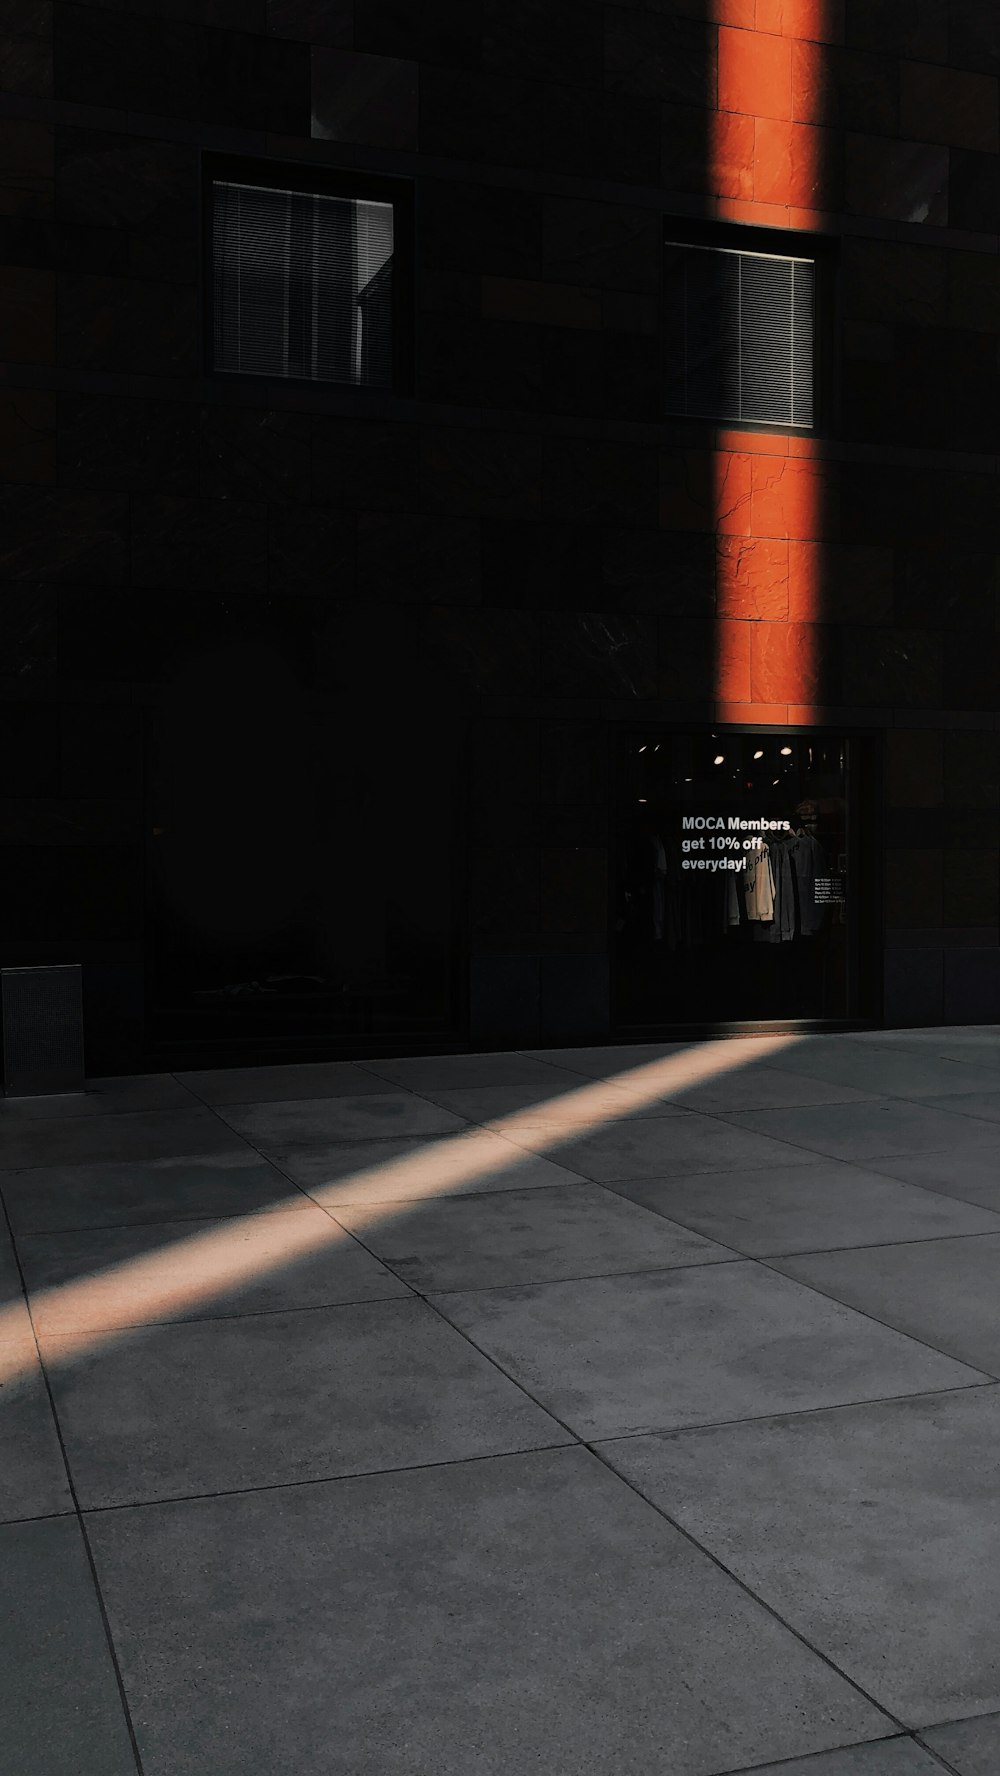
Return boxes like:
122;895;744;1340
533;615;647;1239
212;181;394;387
664;243;815;427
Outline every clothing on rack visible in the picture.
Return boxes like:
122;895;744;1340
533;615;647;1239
725;839;775;929
752;828;828;942
755;834;796;942
790;830;825;936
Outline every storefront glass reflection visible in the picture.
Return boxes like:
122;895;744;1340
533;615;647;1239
615;730;850;1025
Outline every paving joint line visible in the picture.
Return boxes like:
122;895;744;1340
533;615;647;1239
715;1731;961;1775
910;1710;1000;1774
46;1379;1000;1522
909;1735;970;1775
583;1377;1000;1444
753;1252;1000;1383
0;1192;147;1776
74;1440;582;1517
595;1177;1000;1261
10;1067;999;1767
581;1432;910;1741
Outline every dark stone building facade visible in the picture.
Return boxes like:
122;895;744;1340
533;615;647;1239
0;0;997;1072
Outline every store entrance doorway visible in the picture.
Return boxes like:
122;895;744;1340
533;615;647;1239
613;727;876;1030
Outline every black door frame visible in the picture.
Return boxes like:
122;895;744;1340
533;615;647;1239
608;719;883;1039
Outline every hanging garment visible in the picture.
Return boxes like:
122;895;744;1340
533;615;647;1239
790;831;826;936
726;841;775;927
755;835;796;942
745;841;775;921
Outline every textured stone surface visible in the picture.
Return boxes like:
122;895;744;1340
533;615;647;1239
600;1386;1000;1726
333;1180;732;1291
0;1149;306;1234
610;1158;1000;1256
432;1262;983;1439
0;1518;136;1775
774;1234;1000;1373
19;1208;411;1335
84;1449;892;1775
45;1297;567;1507
923;1713;1000;1773
9;1035;1000;1770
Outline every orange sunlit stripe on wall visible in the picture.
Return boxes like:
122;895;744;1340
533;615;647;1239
710;0;840;718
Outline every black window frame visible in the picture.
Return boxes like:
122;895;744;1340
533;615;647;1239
607;719;881;1037
661;218;838;437
202;154;414;397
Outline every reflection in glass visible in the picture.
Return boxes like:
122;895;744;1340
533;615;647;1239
615;730;850;1025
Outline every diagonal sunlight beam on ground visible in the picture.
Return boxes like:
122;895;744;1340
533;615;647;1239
0;1035;804;1384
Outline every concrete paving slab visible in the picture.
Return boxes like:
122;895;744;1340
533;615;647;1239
18;1209;411;1336
333;1183;734;1292
356;1053;593;1091
846;1029;1000;1070
0;1517;136;1776
518;1041;698;1076
752;1044;1000;1099
0;1212;20;1302
430;1264;984;1439
904;1044;1000;1071
862;1149;1000;1214
0;1073;199;1118
271;1129;591;1202
399;1079;691;1125
773;1235;1000;1374
922;1711;1000;1772
175;1061;395;1103
46;1297;567;1507
598;1385;1000;1727
216;1092;468;1146
607;1161;1000;1257
0;1149;306;1236
85;1446;893;1776
10;1029;1000;1776
503;1110;810;1180
0;1107;240;1171
920;1090;1000;1125
0;1307;73;1523
720;1099;999;1162
654;1065;880;1114
724;1740;944;1773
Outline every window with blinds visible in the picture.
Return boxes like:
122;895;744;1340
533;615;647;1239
211;180;394;387
664;242;815;427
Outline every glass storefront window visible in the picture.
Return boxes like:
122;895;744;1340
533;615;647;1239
614;729;851;1026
